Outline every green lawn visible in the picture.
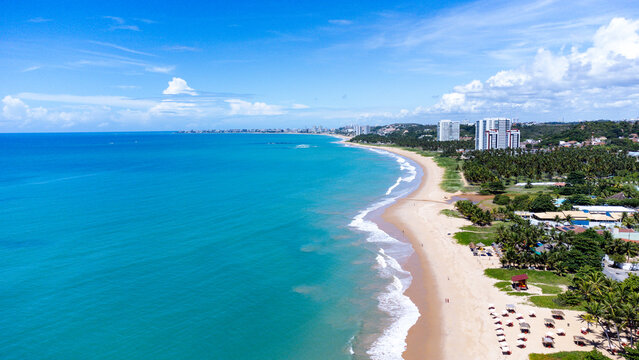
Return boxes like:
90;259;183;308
460;225;496;232
454;223;501;245
400;148;465;192
440;209;461;218
537;284;563;295
529;350;602;360
529;295;584;311
454;231;495;245
433;156;465;193
484;268;572;286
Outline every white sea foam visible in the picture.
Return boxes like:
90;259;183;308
348;149;421;360
295;144;311;148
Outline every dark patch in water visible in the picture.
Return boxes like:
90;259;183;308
0;238;49;249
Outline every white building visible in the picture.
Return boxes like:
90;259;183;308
354;125;370;136
475;118;517;150
507;129;521;148
437;120;460;141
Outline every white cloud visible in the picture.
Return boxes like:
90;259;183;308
103;16;140;31
291;103;310;109
22;65;41;72
2;96;30;120
453;80;484;93
225;99;285;115
427;17;639;115
149;100;198;116
486;70;530;88
90;41;154;56
146;65;175;73
17;92;157;108
328;19;353;25
163;77;197;95
163;45;200;52
28;17;52;23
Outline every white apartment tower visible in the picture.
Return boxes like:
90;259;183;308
507;129;521;148
437;120;460;141
354;125;370;136
475;118;516;150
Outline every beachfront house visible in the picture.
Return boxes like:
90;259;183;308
530;207;633;229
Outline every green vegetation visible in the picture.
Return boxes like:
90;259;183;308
455;200;492;225
440;209;461;218
494;218;630;273
433;156;464;192
484;268;571;286
551;269;639;350
493;281;512;291
463;147;638;184
529;295;583;310
528;350;608;360
540;120;639;148
351;133;473;156
537;284;563;295
454;231;494;245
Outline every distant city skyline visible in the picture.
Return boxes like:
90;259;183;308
3;1;639;132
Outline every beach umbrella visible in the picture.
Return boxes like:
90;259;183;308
497;335;506;342
494;324;502;329
529;310;536;317
546;332;554;337
556;328;565;335
517;334;526;340
516;313;524;319
488;303;495;309
496;329;504;335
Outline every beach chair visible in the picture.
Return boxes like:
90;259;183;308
551;310;565;320
573;336;588;346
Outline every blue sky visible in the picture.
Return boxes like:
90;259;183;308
3;0;639;131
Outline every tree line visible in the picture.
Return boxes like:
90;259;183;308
463;147;639;183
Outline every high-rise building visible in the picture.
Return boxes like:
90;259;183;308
507;129;521;148
475;118;515;150
354;125;370;136
437;120;460;141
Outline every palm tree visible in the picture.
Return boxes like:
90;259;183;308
622;241;639;263
579;313;596;332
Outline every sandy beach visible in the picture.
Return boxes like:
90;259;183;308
355;145;611;360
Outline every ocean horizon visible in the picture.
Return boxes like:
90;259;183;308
0;133;421;360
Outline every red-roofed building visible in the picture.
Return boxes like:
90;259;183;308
511;274;528;290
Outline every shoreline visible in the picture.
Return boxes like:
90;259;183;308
359;144;609;360
342;140;447;359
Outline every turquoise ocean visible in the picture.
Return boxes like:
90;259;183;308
0;133;421;360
